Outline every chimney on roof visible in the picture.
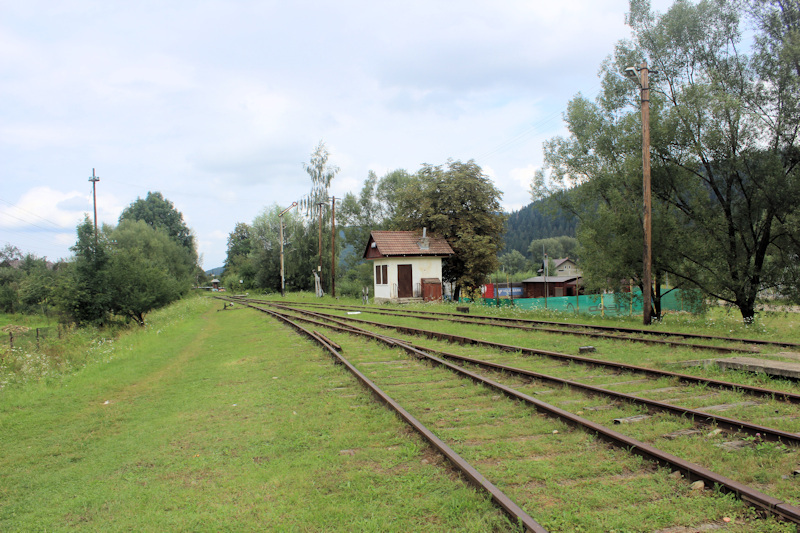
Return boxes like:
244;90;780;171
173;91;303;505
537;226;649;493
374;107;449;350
419;227;430;250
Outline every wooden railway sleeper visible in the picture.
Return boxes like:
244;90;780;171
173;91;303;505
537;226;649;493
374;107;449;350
279;304;800;405
259;305;547;533
240;299;800;527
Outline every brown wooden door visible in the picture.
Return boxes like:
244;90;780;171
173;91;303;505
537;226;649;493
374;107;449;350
397;264;413;298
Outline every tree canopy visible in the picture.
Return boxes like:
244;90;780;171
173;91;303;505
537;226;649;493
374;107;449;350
503;199;578;257
119;191;196;259
537;0;800;321
395;160;506;298
56;202;196;326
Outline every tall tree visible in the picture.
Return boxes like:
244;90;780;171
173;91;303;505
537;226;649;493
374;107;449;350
106;220;195;325
221;222;257;290
56;216;195;326
527;236;580;263
249;204;312;293
498;250;529;274
340;168;412;259
301;141;339;218
55;216;112;325
119;192;197;260
340;170;382;256
538;0;800;322
376;169;414;225
224;223;253;269
395;160;506;299
299;141;339;292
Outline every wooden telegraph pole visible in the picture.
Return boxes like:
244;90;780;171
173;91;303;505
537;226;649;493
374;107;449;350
89;169;100;249
626;62;654;325
640;62;653;326
279;202;298;297
331;196;336;298
317;202;325;291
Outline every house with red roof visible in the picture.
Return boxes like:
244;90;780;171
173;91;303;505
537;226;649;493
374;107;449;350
363;229;454;303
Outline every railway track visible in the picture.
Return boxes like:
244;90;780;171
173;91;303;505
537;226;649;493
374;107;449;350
256;298;800;354
244;300;800;404
223;297;800;531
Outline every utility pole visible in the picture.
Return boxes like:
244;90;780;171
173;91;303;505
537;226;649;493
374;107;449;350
625;61;654;326
317;202;325;292
543;248;548;309
331;196;336;298
89;168;100;249
279;202;298;297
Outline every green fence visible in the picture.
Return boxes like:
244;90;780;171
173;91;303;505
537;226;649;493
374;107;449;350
477;288;703;316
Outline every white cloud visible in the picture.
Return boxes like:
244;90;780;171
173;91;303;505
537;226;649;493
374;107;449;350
1;187;86;229
1;0;677;268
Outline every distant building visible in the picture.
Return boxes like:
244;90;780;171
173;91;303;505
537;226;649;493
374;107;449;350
363;229;454;304
521;275;581;298
538;257;581;277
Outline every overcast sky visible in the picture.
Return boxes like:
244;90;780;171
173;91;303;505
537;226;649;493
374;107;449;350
1;0;674;269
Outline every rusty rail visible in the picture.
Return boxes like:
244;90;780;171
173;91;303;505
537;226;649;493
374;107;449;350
249;301;547;532
259;301;800;445
265;301;800;405
260;298;800;351
242;300;800;526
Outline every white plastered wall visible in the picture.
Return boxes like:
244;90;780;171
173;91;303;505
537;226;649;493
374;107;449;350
372;257;444;301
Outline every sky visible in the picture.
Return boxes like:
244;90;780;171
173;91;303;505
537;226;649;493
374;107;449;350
1;0;675;270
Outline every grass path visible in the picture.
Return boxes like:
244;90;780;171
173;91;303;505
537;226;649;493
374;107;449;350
0;297;510;531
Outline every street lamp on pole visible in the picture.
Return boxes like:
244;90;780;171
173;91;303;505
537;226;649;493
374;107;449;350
625;61;656;326
279;202;298;297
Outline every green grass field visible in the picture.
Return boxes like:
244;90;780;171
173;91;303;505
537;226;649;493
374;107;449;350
0;296;512;532
1;294;798;532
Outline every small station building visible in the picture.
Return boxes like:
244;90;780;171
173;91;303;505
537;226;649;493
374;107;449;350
363;229;454;304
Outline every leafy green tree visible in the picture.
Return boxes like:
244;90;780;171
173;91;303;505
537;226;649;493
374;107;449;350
224;223;253;268
0;267;22;313
56;216;195;326
498;250;529;274
106;220;194;325
298;141;339;292
538;0;800;322
119;192;196;259
0;245;23;313
527;236;579;263
249;204;312;293
340;171;382;257
18;257;57;315
221;222;258;291
55;217;113;325
0;244;22;266
339;168;413;285
396;160;506;299
376;169;414;225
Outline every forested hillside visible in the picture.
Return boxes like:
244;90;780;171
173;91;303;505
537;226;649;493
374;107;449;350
503;198;577;257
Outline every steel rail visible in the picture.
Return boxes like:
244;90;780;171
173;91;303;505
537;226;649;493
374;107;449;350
249;302;547;532
259;302;800;445
245;300;800;526
258;298;800;350
265;301;800;405
264;300;757;354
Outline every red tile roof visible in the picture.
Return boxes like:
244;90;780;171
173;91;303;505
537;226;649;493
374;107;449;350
364;230;454;259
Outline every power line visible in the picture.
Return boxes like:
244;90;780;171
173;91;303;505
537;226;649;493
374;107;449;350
0;197;72;231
